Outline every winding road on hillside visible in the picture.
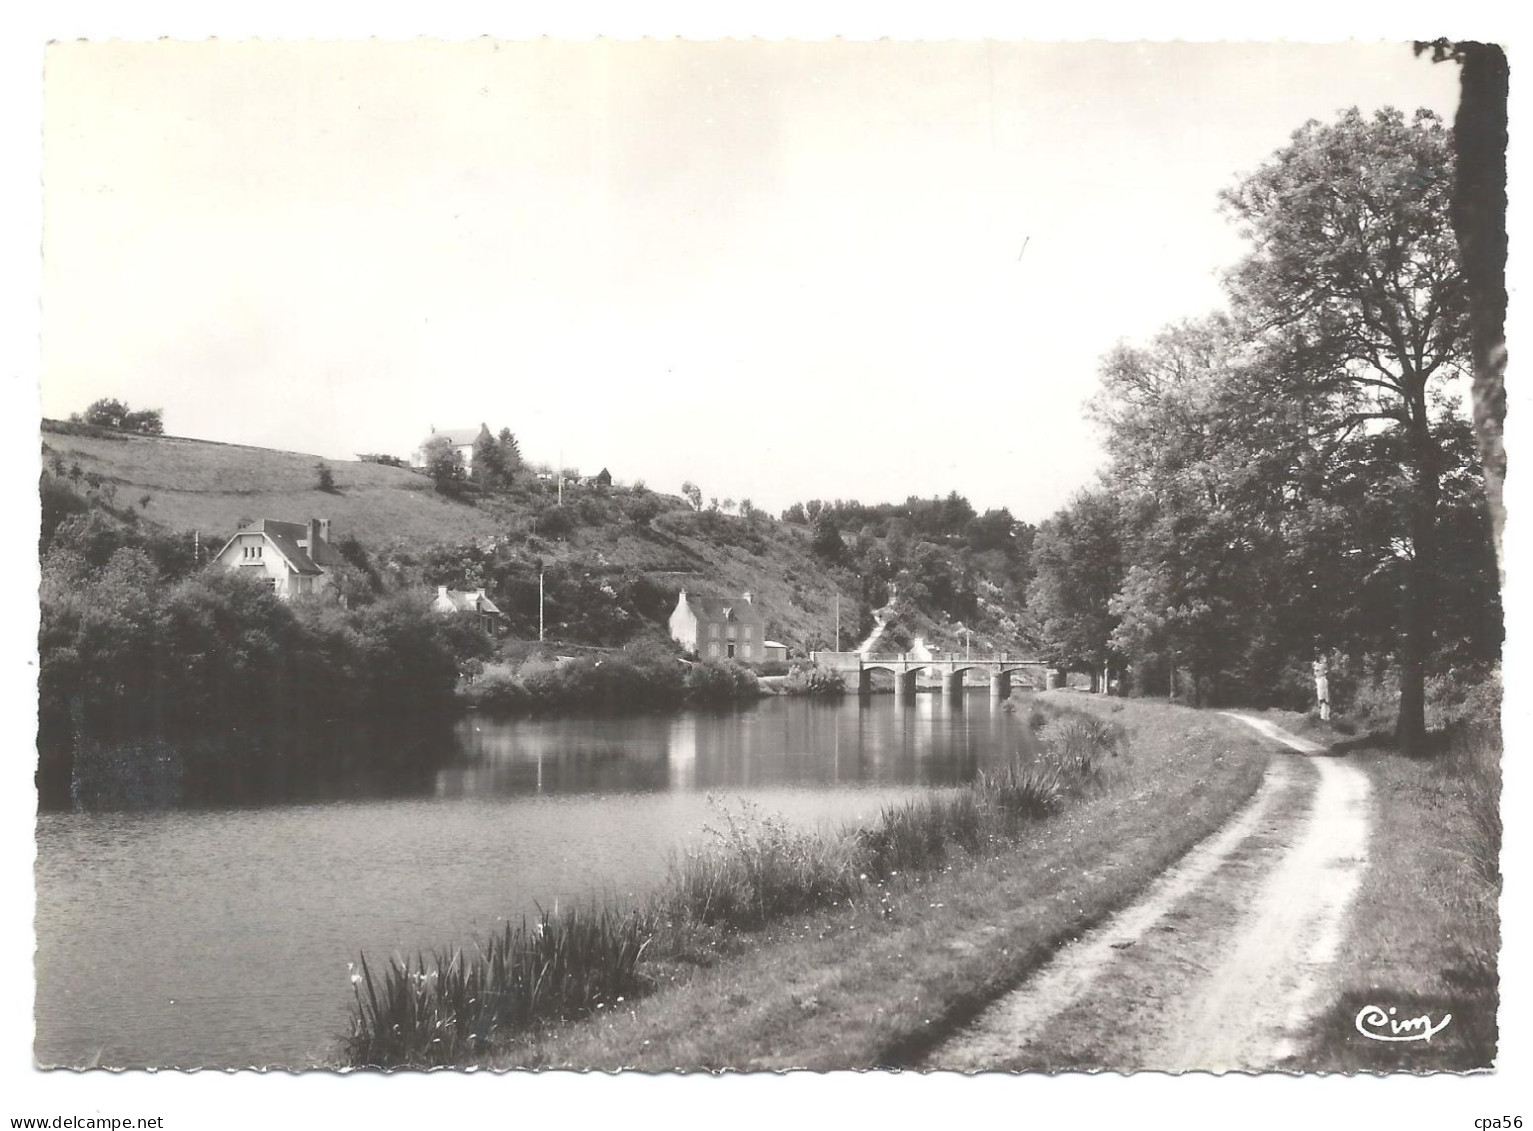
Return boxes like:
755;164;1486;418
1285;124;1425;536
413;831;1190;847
926;714;1372;1073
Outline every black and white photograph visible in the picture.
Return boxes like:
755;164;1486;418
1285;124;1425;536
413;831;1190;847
5;4;1523;1127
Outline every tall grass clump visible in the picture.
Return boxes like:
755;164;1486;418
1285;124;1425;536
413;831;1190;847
346;905;648;1068
663;800;863;930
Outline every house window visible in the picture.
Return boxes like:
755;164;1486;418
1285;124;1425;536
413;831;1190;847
743;626;754;640
726;643;736;659
708;623;720;639
708;641;721;658
742;643;752;659
726;625;737;640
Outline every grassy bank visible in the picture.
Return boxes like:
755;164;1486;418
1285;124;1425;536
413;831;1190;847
1290;718;1500;1071
340;695;1269;1069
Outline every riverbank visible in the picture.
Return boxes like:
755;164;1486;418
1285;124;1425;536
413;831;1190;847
448;696;1270;1070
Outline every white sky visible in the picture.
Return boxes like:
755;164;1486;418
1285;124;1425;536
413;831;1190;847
39;40;1459;521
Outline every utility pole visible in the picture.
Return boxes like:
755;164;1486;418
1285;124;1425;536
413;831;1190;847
835;592;841;651
557;448;563;506
539;571;545;642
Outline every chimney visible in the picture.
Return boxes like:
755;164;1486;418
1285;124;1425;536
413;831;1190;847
306;518;320;550
318;519;331;545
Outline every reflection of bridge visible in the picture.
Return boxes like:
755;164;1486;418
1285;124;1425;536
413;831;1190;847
810;650;1058;698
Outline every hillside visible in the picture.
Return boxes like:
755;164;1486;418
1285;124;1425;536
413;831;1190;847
39;421;1036;656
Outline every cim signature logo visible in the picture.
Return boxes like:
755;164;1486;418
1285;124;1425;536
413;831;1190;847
1354;1004;1452;1043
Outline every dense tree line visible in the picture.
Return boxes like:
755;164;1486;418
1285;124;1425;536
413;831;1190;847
1028;107;1501;746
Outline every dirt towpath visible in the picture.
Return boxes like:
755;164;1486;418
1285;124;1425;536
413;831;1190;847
927;713;1371;1072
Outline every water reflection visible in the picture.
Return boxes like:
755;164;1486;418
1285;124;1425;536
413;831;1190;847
436;690;1035;799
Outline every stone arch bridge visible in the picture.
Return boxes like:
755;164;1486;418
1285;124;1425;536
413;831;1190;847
809;650;1057;698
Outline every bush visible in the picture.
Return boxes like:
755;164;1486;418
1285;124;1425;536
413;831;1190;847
782;663;846;697
684;660;760;705
463;651;689;715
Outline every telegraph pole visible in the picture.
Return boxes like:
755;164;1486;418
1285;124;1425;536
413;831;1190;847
835;593;841;651
539;571;545;642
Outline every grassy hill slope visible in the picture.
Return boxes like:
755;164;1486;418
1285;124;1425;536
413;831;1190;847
41;425;507;546
41;422;930;653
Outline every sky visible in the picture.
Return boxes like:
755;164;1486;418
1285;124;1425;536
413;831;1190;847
38;40;1461;523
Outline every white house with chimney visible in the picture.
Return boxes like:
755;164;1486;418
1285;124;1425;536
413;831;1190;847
669;588;767;661
212;518;345;598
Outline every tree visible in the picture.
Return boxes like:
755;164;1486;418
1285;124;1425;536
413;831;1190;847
1221;107;1471;750
471;424;502;489
497;429;523;483
1027;491;1127;685
121;408;164;435
79;398;130;428
421;435;467;497
681;482;702;511
810;515;846;564
315;462;336;492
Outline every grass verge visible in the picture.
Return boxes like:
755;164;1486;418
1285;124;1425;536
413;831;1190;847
459;696;1269;1070
1290;718;1501;1071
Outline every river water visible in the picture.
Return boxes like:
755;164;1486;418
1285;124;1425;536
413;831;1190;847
34;690;1037;1068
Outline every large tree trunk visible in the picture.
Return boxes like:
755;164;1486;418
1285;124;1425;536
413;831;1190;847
1449;43;1508;579
1396;399;1440;754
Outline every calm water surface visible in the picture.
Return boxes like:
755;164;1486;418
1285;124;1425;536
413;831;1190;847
35;691;1036;1068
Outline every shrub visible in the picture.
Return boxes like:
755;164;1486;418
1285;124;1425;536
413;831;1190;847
782;663;846;697
684;660;760;704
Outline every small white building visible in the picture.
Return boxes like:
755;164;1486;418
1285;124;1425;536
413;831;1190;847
434;586;507;635
212;518;344;599
412;426;486;473
762;640;789;663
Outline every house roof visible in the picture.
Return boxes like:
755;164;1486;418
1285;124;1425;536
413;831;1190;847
422;427;485;448
763;640;787;650
225;520;346;575
680;592;765;624
438;588;504;616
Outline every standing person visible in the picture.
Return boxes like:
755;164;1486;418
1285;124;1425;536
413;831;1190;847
1313;655;1332;722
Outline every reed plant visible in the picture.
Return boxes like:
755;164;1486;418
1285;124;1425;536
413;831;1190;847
346;906;647;1068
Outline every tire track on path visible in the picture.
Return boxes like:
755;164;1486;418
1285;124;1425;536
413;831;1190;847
928;714;1371;1072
